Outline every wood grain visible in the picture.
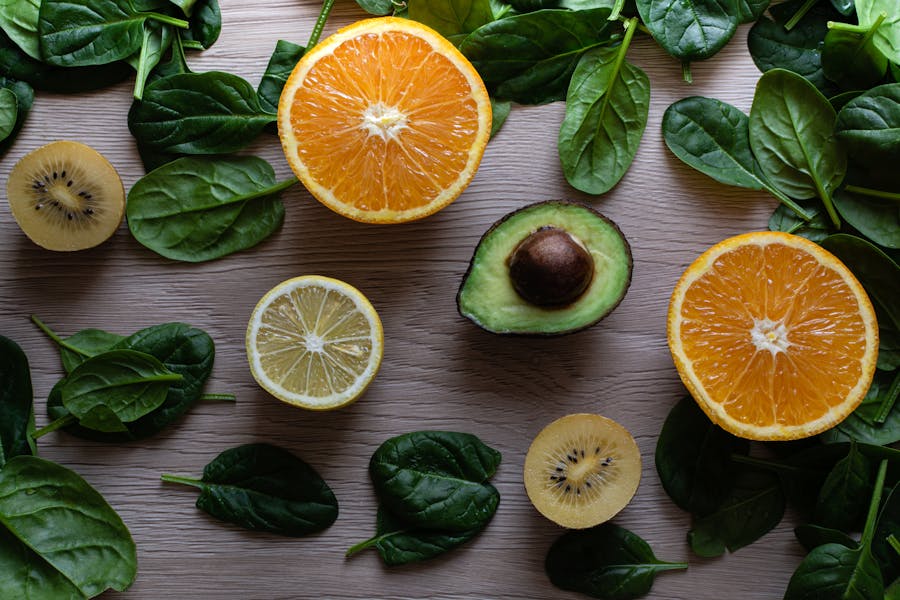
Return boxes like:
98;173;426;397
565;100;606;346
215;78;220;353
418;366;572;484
0;3;806;599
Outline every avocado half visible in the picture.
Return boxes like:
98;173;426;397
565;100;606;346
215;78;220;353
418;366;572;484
457;201;632;335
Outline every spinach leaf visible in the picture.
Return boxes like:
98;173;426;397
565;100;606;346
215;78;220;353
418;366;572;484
820;370;900;446
785;460;888;600
820;234;900;371
128;71;275;154
369;431;501;532
655;397;749;516
835;83;900;166
545;523;688;599
355;0;396;15
794;523;858;552
746;0;840;96
459;7;615;105
834;190;900;249
489;97;511;139
127;21;174;100
558;21;650;195
688;469;785;557
814;442;872;531
346;506;481;565
180;0;220;50
0;85;15;142
873;484;900;581
663;96;811;218
258;39;305;115
0;455;137;598
748;68;846;227
0;76;31;159
38;0;187;67
0;0;39;59
856;0;900;65
768;200;834;242
822;28;888;91
0;336;35;467
161;443;338;536
55;349;182;433
635;0;737;61
0;525;84;599
409;0;494;46
30;316;126;373
127;156;292;262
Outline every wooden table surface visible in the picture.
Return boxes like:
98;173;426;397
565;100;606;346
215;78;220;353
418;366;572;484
0;2;808;598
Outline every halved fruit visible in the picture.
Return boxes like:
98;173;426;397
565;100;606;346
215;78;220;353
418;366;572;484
668;231;879;441
246;276;384;410
6;141;124;251
277;17;491;223
524;414;642;529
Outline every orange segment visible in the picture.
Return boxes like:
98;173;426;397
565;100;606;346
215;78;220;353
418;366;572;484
278;17;491;223
668;232;878;440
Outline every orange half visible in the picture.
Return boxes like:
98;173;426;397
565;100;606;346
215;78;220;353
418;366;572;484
278;17;491;224
668;231;878;440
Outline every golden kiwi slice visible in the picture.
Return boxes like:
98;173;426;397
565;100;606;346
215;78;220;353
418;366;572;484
524;413;642;529
7;141;125;251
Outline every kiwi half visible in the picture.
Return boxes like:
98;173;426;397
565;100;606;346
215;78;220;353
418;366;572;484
524;413;641;529
7;140;124;251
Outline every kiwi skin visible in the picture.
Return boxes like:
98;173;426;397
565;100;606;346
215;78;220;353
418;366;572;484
6;140;125;251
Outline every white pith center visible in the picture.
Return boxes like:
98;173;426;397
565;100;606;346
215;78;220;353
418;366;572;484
360;102;408;140
304;334;325;353
750;318;790;355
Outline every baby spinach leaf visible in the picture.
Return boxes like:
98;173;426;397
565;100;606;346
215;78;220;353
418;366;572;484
355;0;396;15
30;316;125;373
128;71;275;154
635;0;737;61
489;97;511;139
545;523;688;599
746;0;840;96
38;0;187;67
663;96;811;218
0;86;16;142
833;190;900;250
785;460;888;600
346;506;481;565
688;469;785;557
558;21;650;195
0;455;137;598
748;68;846;227
369;431;501;532
0;336;35;467
856;0;900;65
0;0;39;59
836;83;900;166
794;523;858;552
127;21;174;100
820;370;900;446
409;0;494;46
257;39;304;114
459;7;615;104
822;28;888;91
655;397;749;516
161;443;338;536
127;156;292;263
768;200;834;242
814;441;872;531
0;76;31;159
873;484;900;581
181;0;220;50
57;349;182;433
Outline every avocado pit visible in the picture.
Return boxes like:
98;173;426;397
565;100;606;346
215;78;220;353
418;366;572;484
508;227;594;307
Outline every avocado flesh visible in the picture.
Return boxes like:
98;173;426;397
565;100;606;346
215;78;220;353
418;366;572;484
458;201;632;335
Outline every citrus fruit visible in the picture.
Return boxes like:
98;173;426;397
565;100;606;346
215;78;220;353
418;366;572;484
524;414;642;529
277;17;491;224
246;276;384;410
668;231;878;441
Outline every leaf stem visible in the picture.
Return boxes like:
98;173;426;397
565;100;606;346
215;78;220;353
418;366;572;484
306;0;336;50
784;0;817;31
860;459;887;547
828;13;886;35
812;173;841;228
845;184;900;202
889;534;900;557
874;370;900;425
30;315;89;357
160;474;205;489
32;415;76;439
346;530;404;558
608;0;626;21
765;184;814;221
681;62;692;84
199;393;237;402
144;12;190;29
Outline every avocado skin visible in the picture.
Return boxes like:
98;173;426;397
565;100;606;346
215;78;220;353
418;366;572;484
456;200;633;336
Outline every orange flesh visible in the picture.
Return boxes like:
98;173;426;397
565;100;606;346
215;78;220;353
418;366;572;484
287;31;481;212
678;242;869;429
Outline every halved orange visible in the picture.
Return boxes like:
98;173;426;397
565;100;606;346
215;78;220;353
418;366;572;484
668;232;878;441
278;17;492;224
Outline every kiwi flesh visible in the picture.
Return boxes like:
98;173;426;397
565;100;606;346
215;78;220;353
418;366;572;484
7;140;124;251
524;413;641;529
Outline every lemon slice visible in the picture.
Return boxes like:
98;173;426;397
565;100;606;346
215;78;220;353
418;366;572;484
246;276;384;410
